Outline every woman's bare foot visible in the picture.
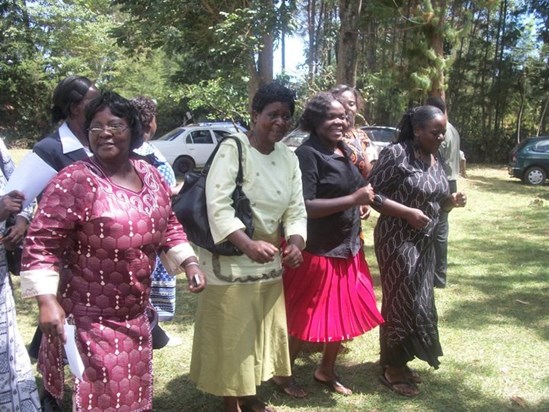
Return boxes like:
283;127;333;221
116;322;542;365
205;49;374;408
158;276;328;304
271;376;308;398
313;369;352;396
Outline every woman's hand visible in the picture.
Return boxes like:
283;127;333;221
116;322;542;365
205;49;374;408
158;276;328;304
360;205;372;219
352;184;375;206
242;240;279;264
182;259;206;293
36;295;66;344
0;190;24;222
282;243;303;269
405;208;432;230
451;192;467;208
442;191;467;212
1;215;28;250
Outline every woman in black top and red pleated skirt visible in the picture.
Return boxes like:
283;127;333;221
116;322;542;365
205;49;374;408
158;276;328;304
280;93;384;396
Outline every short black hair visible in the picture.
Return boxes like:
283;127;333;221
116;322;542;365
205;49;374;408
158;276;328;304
252;82;296;116
85;91;143;150
300;92;341;132
424;96;446;114
51;75;95;123
397;105;444;142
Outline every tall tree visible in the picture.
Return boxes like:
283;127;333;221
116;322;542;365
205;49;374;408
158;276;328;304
336;0;362;86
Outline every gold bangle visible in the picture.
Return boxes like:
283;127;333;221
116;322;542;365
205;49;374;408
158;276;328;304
184;261;199;268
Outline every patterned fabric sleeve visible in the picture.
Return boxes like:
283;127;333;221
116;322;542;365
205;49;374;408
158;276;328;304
367;144;404;197
143;161;196;273
20;164;93;297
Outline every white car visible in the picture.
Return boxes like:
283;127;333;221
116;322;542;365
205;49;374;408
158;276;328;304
360;126;399;164
281;128;382;164
150;122;245;176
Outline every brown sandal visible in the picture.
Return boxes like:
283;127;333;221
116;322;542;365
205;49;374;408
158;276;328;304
379;373;419;397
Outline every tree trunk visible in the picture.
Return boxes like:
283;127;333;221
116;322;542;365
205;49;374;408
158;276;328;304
336;0;362;86
257;31;274;86
427;0;447;99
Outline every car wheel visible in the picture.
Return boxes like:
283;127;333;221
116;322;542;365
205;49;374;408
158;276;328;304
173;156;195;177
523;166;546;185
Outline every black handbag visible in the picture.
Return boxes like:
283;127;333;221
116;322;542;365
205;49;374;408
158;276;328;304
4;215;22;276
172;136;254;255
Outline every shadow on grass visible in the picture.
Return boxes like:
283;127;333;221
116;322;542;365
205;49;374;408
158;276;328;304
465;169;549;198
154;355;549;411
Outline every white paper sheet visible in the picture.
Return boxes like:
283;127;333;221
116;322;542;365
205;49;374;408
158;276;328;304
4;152;57;208
63;321;85;380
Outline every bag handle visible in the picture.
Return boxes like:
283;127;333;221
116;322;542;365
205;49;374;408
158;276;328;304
201;135;244;185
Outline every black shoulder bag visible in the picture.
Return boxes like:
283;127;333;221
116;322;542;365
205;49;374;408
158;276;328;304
172;136;254;256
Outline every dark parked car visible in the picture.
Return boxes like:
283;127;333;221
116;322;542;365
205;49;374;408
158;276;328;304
508;136;549;185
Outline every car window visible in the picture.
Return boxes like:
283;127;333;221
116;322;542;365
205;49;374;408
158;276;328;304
369;130;396;143
213;130;233;142
188;130;214;144
157;128;186;141
532;141;549;153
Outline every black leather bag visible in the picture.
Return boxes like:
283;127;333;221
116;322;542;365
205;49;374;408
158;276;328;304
172;136;254;255
4;216;22;276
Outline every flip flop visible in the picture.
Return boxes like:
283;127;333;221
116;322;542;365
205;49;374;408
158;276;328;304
313;374;352;396
405;366;422;384
379;373;419;397
270;377;308;398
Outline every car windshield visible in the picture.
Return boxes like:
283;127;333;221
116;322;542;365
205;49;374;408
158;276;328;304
156;128;187;141
363;128;397;143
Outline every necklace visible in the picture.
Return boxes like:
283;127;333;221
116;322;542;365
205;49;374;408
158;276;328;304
412;140;432;165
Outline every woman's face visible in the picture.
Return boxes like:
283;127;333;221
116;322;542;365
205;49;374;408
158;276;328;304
252;102;292;144
143;116;157;142
414;114;447;154
315;100;347;147
88;107;132;165
71;86;100;127
338;90;357;122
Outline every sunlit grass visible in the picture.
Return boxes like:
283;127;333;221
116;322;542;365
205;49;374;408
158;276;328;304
11;163;549;411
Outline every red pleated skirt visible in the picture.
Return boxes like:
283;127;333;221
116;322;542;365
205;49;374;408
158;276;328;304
283;249;384;342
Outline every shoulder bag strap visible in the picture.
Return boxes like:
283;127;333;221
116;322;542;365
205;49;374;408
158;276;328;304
201;135;244;187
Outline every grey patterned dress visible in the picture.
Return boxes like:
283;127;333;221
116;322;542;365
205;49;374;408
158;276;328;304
0;139;41;411
368;140;449;369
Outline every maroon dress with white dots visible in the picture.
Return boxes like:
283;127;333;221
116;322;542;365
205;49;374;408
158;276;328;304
21;158;191;412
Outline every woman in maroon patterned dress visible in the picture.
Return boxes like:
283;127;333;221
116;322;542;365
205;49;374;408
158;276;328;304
20;91;205;411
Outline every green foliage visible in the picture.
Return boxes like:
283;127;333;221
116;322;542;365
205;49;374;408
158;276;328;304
178;78;250;125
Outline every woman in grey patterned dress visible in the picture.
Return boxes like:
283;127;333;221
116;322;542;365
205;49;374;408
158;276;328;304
0;138;41;411
367;105;467;397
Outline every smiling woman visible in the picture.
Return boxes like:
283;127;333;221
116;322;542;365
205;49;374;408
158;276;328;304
20;91;206;412
276;92;383;397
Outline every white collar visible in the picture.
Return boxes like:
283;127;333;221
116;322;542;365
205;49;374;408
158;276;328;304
58;122;92;156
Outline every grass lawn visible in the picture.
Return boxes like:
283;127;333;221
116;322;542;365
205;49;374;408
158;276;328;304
9;157;549;411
